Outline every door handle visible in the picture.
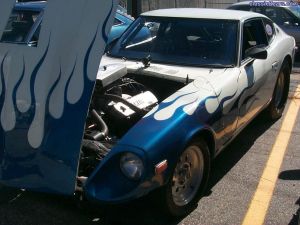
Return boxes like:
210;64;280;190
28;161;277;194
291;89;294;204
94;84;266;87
272;62;279;71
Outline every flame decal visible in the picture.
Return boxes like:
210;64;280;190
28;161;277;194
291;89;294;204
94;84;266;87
26;37;53;148
29;36;51;111
48;57;77;120
0;52;13;131
46;65;62;114
0;52;8;98
148;83;238;121
0;1;117;149
67;22;102;104
217;89;238;114
144;91;199;118
102;0;114;42
85;24;100;82
152;89;215;121
12;56;25;111
154;91;201;121
204;91;221;114
64;57;77;101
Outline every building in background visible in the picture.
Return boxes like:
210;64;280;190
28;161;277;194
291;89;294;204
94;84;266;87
17;0;240;16
125;0;241;15
141;0;231;11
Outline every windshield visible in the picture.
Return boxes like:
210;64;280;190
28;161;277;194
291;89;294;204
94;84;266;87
288;5;300;18
109;16;239;67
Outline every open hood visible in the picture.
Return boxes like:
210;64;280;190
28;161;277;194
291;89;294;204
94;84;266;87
0;0;117;195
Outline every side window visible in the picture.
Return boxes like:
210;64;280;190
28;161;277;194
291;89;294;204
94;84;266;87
231;5;251;11
254;6;264;14
263;18;275;43
249;7;256;12
0;10;40;44
264;7;296;25
242;19;268;60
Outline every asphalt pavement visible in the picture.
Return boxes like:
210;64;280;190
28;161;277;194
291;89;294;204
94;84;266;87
0;73;299;225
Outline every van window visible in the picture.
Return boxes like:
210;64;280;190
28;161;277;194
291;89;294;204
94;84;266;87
0;10;40;44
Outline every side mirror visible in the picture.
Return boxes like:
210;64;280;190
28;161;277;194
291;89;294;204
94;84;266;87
245;46;268;60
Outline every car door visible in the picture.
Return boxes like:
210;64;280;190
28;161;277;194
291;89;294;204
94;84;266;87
236;18;278;130
0;0;117;195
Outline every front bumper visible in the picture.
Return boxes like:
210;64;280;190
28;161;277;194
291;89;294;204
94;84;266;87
83;144;165;204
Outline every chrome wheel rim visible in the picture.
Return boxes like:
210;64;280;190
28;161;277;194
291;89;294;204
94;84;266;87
172;146;204;207
274;72;285;109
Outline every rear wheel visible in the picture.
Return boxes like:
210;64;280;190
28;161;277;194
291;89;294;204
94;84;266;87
266;61;290;120
158;138;210;217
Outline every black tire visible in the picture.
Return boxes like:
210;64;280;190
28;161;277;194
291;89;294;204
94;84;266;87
266;61;290;120
158;138;210;217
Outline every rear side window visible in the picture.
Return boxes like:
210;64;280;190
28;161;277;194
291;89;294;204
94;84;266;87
0;10;40;44
254;6;264;14
242;19;268;59
263;7;296;25
263;18;275;43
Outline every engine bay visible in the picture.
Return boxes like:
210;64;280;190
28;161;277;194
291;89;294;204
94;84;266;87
77;66;186;183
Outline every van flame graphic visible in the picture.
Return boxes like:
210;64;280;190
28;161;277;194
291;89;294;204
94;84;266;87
0;1;116;148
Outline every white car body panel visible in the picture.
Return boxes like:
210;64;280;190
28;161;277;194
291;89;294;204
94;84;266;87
100;9;295;151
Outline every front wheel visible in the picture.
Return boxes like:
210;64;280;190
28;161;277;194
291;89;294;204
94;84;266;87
266;61;290;120
158;139;210;217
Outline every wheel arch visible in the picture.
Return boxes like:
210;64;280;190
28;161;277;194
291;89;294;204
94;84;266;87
188;127;217;159
281;54;292;95
283;54;292;74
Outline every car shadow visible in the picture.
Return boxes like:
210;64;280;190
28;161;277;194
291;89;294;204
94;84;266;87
0;114;277;225
206;113;276;192
279;170;300;225
288;197;300;225
279;169;300;181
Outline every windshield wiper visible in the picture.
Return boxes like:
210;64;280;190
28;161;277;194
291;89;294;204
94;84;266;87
198;64;235;68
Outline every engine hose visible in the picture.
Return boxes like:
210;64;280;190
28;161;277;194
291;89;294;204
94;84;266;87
104;93;146;116
91;109;109;140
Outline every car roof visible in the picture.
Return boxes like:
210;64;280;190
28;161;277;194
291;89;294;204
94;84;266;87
230;0;290;7
142;8;267;21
